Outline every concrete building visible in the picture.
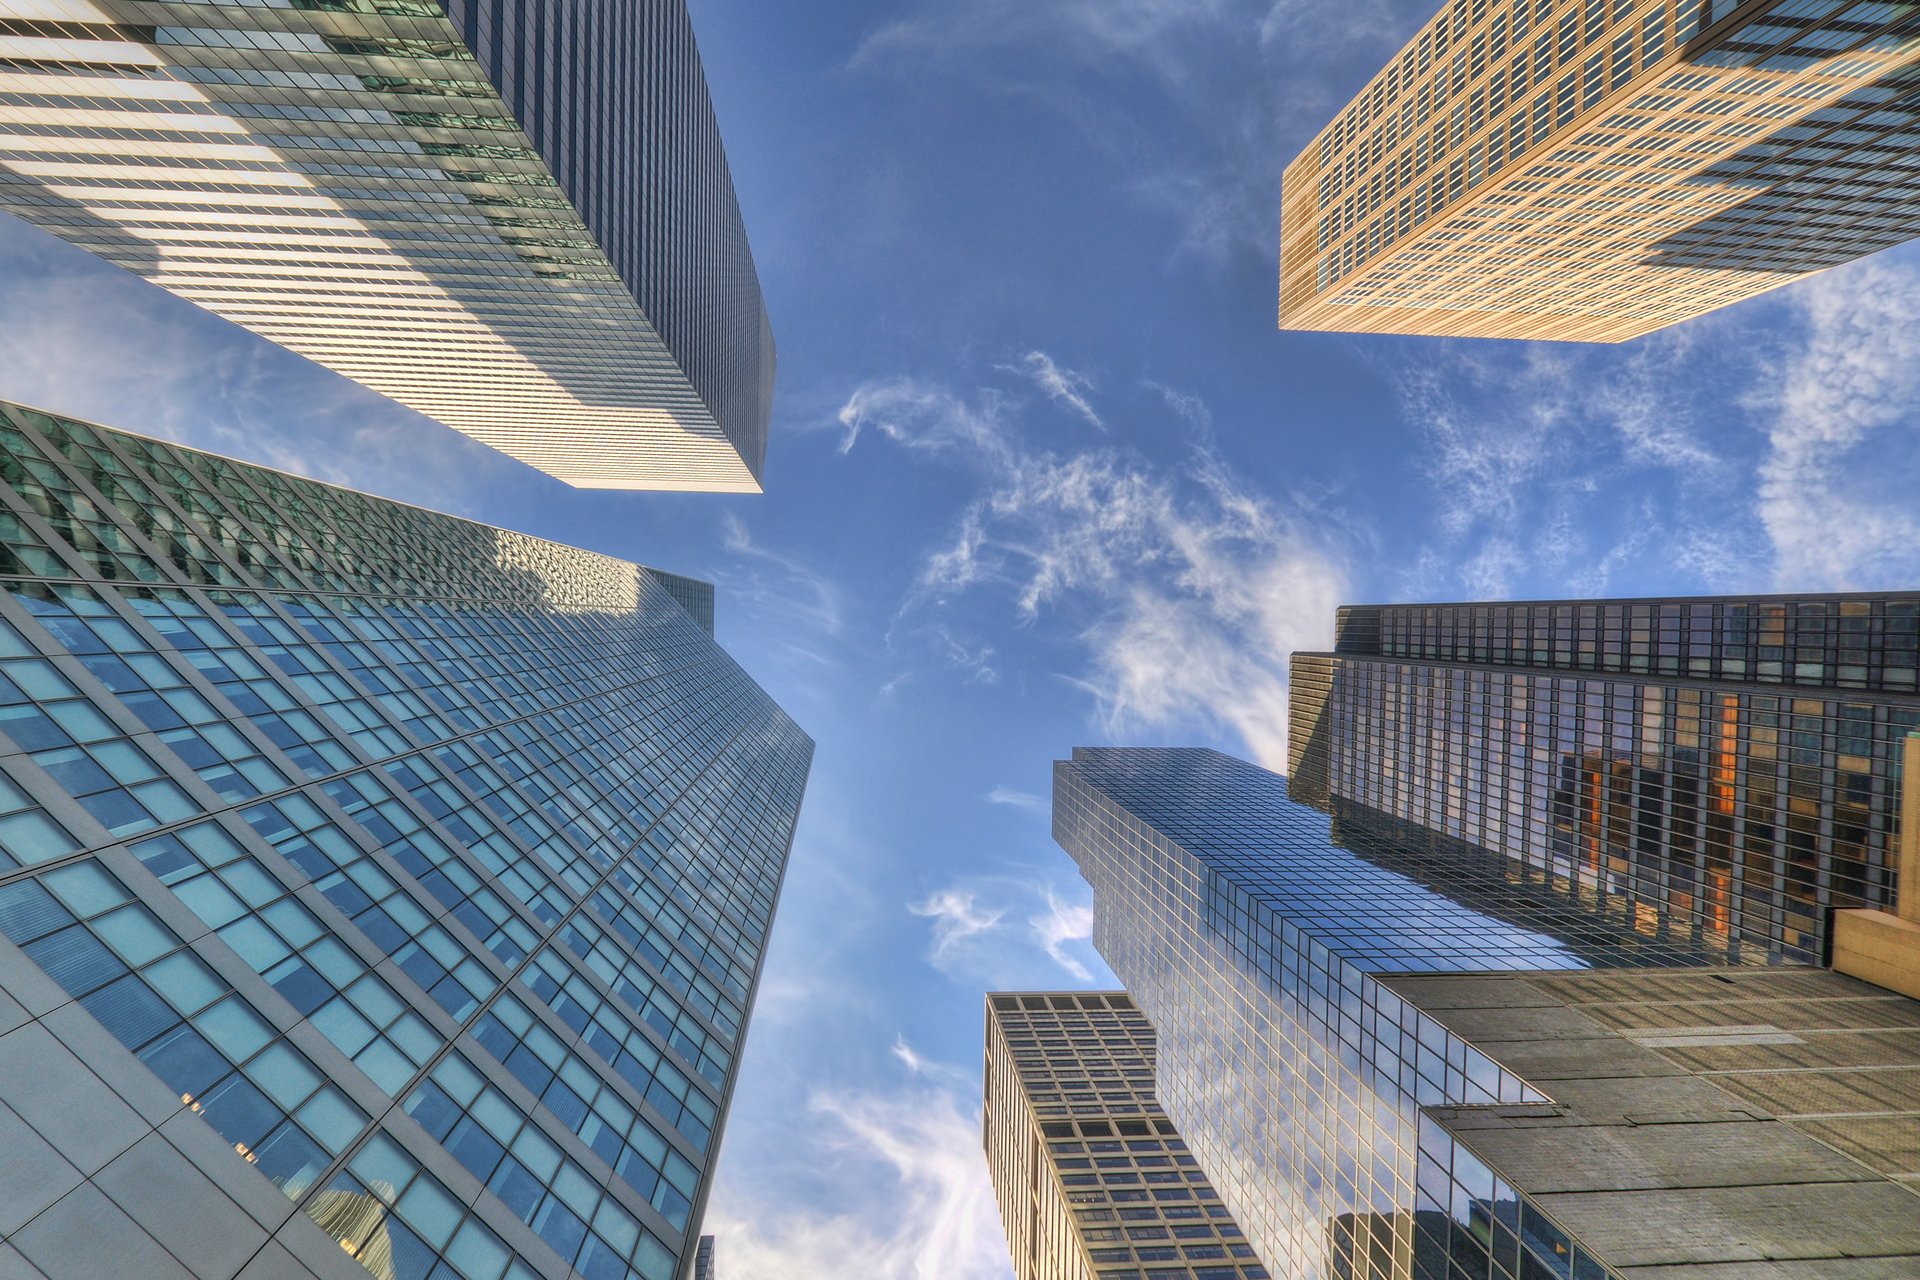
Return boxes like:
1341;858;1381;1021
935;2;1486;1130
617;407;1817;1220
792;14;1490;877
0;399;813;1280
983;990;1266;1280
1050;745;1920;1280
0;0;774;491
1278;0;1920;341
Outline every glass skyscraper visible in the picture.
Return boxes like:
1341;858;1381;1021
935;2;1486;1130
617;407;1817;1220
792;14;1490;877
982;990;1265;1280
1052;745;1920;1280
1278;0;1920;340
0;399;811;1280
0;0;773;492
1290;595;1920;966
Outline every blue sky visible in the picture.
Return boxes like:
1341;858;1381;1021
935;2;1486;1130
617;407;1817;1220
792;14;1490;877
4;1;1920;1276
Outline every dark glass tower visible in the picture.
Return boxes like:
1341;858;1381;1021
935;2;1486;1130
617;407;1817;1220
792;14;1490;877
0;400;811;1280
1291;595;1920;965
1053;746;1920;1280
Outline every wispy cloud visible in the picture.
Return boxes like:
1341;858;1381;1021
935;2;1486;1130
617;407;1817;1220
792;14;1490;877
985;786;1048;814
718;510;848;639
908;874;1105;987
850;0;1247;78
1387;328;1753;601
891;1034;974;1087
1005;351;1104;430
1754;259;1920;590
908;888;1006;958
842;368;1345;766
848;0;1410;270
705;1071;1008;1280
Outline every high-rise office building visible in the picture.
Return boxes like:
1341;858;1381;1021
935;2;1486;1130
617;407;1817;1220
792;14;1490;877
982;990;1266;1280
0;1;774;492
1290;594;1920;966
1052;746;1920;1280
1278;0;1920;341
692;1235;716;1280
0;399;812;1280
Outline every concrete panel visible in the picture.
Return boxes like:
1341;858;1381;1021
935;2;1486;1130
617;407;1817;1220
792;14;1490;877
1462;1119;1876;1194
0;988;27;1039
1623;1260;1920;1280
1534;1181;1920;1267
1473;1032;1688;1082
236;1241;337;1280
0;1102;82;1237
1379;974;1565;1011
157;1107;302;1233
0;1245;47;1280
1534;1073;1767;1124
95;1131;270;1279
37;1000;183;1128
1428;1003;1623;1043
0;1022;147;1176
11;1183;194;1280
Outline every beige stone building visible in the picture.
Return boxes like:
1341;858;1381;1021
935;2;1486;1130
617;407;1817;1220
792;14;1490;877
1280;0;1920;340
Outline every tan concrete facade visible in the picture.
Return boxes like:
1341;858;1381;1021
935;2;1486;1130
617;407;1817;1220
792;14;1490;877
1833;733;1920;998
1279;0;1920;341
982;992;1267;1280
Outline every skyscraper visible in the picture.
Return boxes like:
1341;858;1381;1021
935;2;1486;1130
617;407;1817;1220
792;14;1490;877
1290;594;1920;965
1052;746;1920;1280
0;1;774;492
0;399;812;1280
983;990;1266;1280
1278;0;1920;341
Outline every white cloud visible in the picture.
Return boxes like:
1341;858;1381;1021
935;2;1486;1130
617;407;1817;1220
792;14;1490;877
985;786;1048;814
1006;351;1104;430
891;1034;974;1087
850;0;1246;77
908;888;1006;958
1030;890;1095;982
717;511;848;639
1755;259;1920;590
907;875;1105;987
1388;328;1751;601
705;1073;1010;1280
842;370;1345;767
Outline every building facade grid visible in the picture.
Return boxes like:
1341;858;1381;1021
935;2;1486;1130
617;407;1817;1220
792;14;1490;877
1279;0;1920;340
1053;749;1656;1280
0;399;811;1280
0;0;773;491
1292;595;1920;967
984;990;1268;1280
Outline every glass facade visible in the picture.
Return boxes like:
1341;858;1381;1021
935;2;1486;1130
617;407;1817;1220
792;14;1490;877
1278;0;1920;340
0;0;773;492
1292;595;1920;966
1051;748;1701;1280
0;399;811;1280
984;990;1267;1280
